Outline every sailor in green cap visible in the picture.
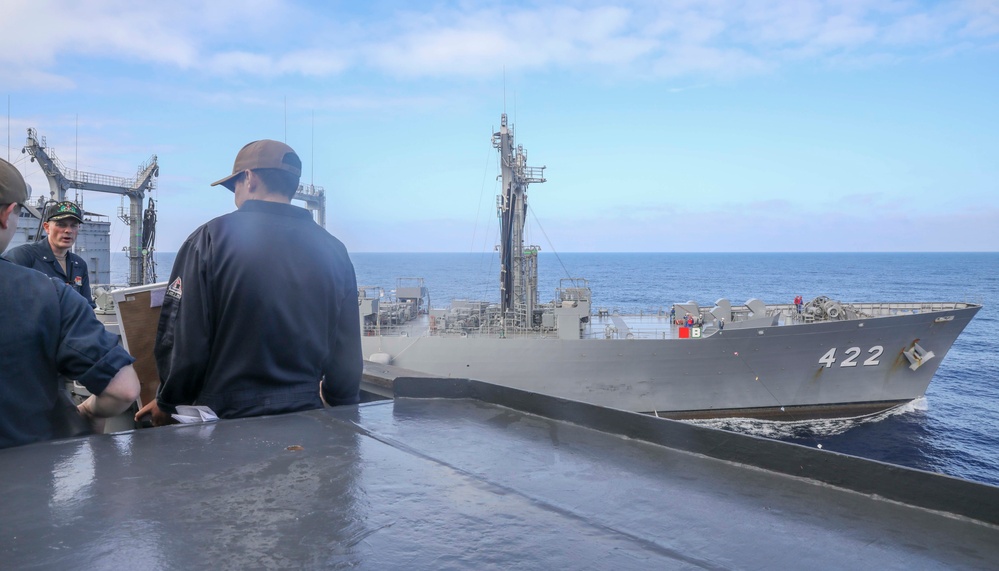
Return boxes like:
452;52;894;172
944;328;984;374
3;199;95;308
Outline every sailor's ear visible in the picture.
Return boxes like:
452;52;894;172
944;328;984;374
0;203;17;228
243;169;260;193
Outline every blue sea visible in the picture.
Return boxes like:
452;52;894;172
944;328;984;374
117;251;999;487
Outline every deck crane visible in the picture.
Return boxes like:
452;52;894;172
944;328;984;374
294;183;326;227
22;128;159;286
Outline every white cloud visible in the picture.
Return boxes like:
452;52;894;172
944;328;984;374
881;12;945;45
1;1;202;68
278;49;350;77
204;52;275;76
810;14;879;48
958;0;999;37
368;27;516;78
650;44;772;78
2;1;997;87
0;66;76;91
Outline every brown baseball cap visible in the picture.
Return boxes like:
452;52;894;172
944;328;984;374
0;158;41;218
211;139;302;191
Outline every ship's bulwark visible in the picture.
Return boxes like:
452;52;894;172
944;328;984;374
363;303;980;419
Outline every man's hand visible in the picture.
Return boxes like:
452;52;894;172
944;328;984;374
134;399;177;427
77;398;106;434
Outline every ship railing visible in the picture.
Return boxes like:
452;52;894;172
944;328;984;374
557;278;590;301
358;285;384;300
410;321;716;340
776;301;963;324
844;301;965;316
295;183;325;197
367;323;418;336
594;307;672;318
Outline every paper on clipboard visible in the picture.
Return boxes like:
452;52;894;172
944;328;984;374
171;405;219;424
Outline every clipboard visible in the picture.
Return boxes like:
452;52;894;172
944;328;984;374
111;282;168;408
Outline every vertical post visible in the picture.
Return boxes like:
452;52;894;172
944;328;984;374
128;194;143;286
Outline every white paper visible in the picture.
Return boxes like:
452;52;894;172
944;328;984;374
171;405;219;424
150;287;166;308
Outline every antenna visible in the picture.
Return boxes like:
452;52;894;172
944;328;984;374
503;67;507;113
311;110;314;186
6;95;9;162
75;115;82;209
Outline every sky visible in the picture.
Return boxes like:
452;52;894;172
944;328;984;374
1;0;997;253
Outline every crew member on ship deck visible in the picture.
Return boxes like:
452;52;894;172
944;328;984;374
0;158;140;448
136;139;362;426
2;201;95;308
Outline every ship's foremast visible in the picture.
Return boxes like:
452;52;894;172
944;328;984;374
493;113;546;330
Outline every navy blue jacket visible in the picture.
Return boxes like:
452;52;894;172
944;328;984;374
0;259;134;449
154;200;362;419
2;239;95;308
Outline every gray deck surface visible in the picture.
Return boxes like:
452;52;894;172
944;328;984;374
1;385;997;570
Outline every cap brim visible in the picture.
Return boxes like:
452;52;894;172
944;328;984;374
47;213;83;223
210;172;240;191
20;203;41;218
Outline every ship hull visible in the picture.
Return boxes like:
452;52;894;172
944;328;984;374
362;304;980;419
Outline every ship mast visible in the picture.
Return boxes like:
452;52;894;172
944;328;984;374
23;128;159;286
493;113;546;328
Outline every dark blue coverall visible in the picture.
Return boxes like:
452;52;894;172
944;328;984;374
0;259;133;448
154;200;362;419
2;239;96;308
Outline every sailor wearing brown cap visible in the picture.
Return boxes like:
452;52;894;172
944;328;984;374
137;140;362;426
2;199;95;308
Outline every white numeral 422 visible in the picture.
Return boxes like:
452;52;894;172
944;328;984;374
818;346;884;368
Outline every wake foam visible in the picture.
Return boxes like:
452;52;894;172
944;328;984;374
684;398;926;439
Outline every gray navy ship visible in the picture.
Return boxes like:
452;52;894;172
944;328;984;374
359;114;981;420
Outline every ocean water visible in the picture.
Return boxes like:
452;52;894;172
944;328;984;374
118;252;999;487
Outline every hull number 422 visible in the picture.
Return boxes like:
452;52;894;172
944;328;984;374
818;346;884;368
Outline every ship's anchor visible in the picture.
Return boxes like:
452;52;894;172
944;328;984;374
903;341;935;371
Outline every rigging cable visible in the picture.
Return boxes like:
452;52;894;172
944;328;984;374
470;140;495;256
527;203;573;282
